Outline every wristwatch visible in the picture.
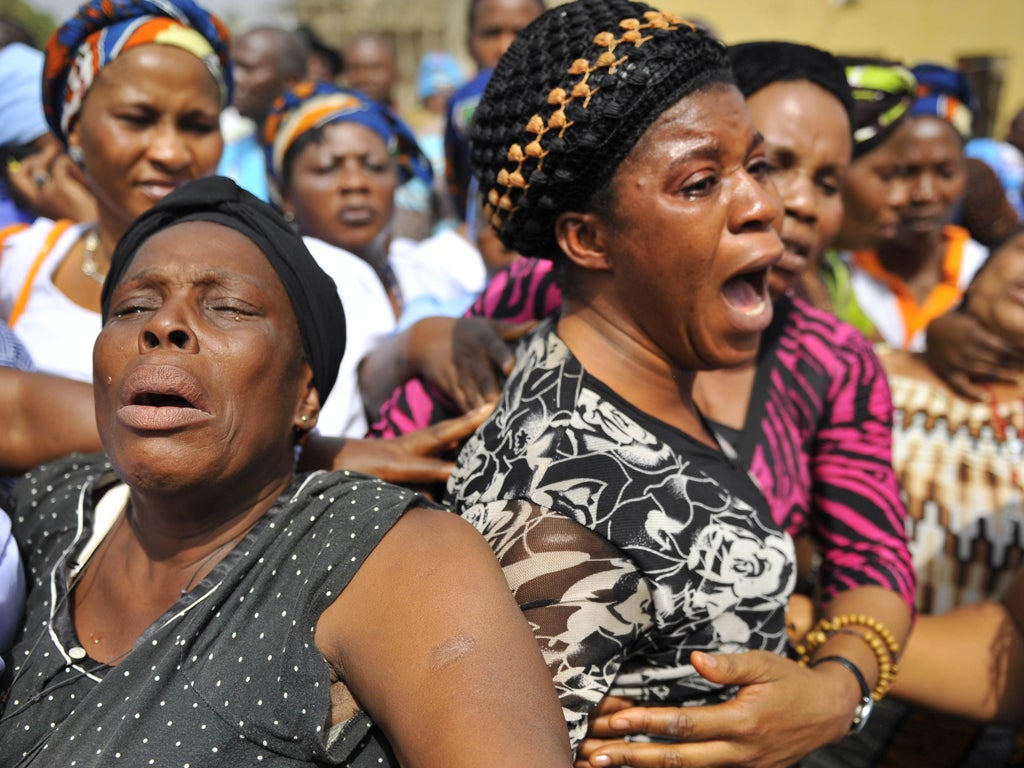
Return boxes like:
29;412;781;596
810;655;874;734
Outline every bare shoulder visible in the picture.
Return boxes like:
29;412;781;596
362;505;511;591
386;505;493;552
316;505;508;658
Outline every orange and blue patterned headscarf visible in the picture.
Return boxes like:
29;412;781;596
264;81;433;195
910;63;975;141
43;0;232;143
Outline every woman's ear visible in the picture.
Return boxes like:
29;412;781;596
293;364;321;434
280;195;297;224
555;210;613;273
66;125;86;170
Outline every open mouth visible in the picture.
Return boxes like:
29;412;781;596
721;267;770;317
781;236;811;260
116;365;212;431
338;207;376;226
132;392;197;408
776;237;812;278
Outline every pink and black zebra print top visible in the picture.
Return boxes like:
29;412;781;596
369;258;915;606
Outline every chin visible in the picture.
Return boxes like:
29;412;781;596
335;233;378;258
106;437;219;493
697;336;761;371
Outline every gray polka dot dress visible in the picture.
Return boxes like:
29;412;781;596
1;454;425;767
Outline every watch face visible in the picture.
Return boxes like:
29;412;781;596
851;696;874;734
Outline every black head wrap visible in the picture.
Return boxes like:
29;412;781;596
728;41;854;133
470;0;734;260
101;176;346;404
838;56;916;160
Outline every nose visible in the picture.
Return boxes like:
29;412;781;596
337;160;370;192
732;169;782;233
139;302;196;354
780;172;817;224
909;171;935;205
147;121;191;170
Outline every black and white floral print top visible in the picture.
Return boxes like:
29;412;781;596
447;320;796;747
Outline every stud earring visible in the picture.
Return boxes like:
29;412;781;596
68;145;85;168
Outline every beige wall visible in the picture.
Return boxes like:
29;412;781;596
657;0;1022;136
292;0;1021;134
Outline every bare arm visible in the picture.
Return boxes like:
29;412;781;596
317;506;572;767
0;368;101;474
892;570;1024;723
0;366;485;489
358;316;531;418
891;602;1024;723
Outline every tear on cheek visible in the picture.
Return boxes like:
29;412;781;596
428;633;477;671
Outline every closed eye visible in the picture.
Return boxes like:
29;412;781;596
681;174;717;198
111;303;156;318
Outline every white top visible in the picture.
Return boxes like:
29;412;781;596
302;236;396;438
390;229;486;329
0;218;99;382
846;232;988;352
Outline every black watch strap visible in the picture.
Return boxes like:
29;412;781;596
810;654;874;734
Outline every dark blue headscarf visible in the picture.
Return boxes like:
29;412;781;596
910;63;975;140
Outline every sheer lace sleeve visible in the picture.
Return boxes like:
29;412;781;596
460;499;655;748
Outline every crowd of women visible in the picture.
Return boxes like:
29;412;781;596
0;0;1022;766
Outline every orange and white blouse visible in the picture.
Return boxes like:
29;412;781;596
848;225;988;351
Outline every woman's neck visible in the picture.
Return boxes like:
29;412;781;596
92;219;123;277
693;363;758;432
352;228;392;273
122;470;293;560
876;231;947;304
556;302;716;446
70;475;289;664
51;217;123;314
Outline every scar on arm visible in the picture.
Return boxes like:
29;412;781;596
429;634;477;671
